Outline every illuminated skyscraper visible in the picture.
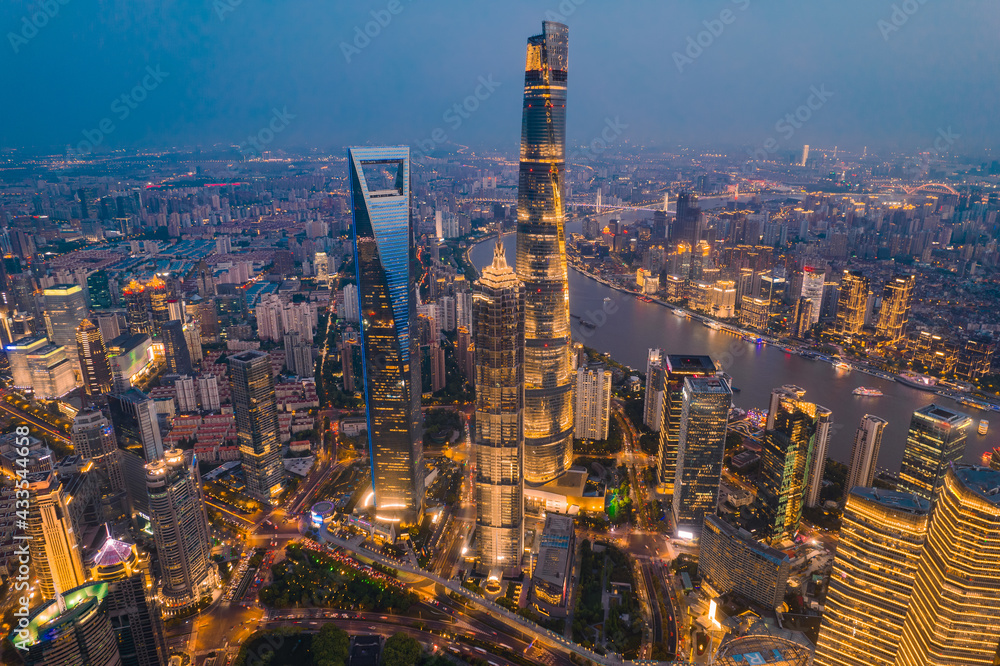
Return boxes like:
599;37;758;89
19;585;123;666
844;414;889;500
875;274;915;343
43;283;89;355
229;350;283;504
76;319;113;396
896;466;1000;666
814;488;930;666
349;146;423;524
672;376;732;538
473;241;525;573
836;270;869;337
160;319;192;375
108;388;163;520
643;349;665;432
26;470;87;598
146;449;217;615
800;266;825;325
656;355;717;490
123;281;150;337
804;405;833;508
574;364;612;441
146;276;169;333
72;409;125;495
754;385;831;543
898;404;971;502
515;21;574;485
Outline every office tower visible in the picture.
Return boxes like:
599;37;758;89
146;276;169;333
108;388;163;519
898;404;972;502
672;376;732;538
77;319;113;396
700;514;790;609
473;241;525;574
456;325;474;383
6;332;50;388
197;374;220;411
800;144;810;167
72;410;125;494
804;406;833;507
574;364;612;441
146;449;216;614
175;375;197;412
656;355;717;490
674;191;700;243
160;320;192;375
754;385;830;543
97;313;123;347
875;274;915;343
800;266;825;325
229;350;283;504
896;466;1000;666
348;146;423;523
739;295;770;330
836;270;869;336
814;488;930;666
123;280;151;336
844;415;889;500
515;21;573;485
426;340;446;392
43;283;89;357
643;349;665;432
107;333;154;393
19;586;123;666
339;336;362;393
90;536;167;666
26;470;87;598
195;260;216;298
340;283;360;323
27;343;79;398
792;297;813;338
183;320;202;364
455;290;473;332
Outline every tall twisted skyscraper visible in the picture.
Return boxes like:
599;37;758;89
515;21;573;485
473;241;525;573
349;146;423;524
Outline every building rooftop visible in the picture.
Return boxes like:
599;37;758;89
665;354;717;374
952;465;1000;506
685;376;731;394
705;514;789;566
917;403;972;425
850;487;930;515
534;514;574;587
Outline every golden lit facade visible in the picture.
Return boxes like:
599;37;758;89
76;319;113;396
813;488;929;666
27;470;86;598
898;404;971;502
656;355;717;490
739;295;770;330
123;280;151;336
836;270;869;337
229;350;284;503
875;274;915;343
146;275;170;332
473;242;525;574
896;466;1000;666
515;21;573;485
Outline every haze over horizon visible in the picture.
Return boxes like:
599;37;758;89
3;0;999;157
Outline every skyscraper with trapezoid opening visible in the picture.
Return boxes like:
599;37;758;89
515;21;573;485
349;146;423;525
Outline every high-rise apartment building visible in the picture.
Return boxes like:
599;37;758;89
814;488;930;666
875;274;915;343
844;414;889;500
804;405;833;508
229;350;283;504
515;21;574;485
896;466;1000;666
700;514;790;609
672;376;732;538
836;270;869;337
76;319;113;396
72;409;125;495
898;404;971;502
348;146;423;524
643;349;665;432
754;385;830;543
43;283;89;362
146;449;217;615
574;364;612;441
198;374;221;411
800;266;825;325
26;470;87;598
175;375;198;412
656;355;717;490
473;241;525;574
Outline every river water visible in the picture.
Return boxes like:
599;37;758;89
469;227;997;474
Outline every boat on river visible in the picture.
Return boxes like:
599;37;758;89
853;387;883;397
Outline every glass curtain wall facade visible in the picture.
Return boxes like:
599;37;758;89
898;404;971;502
349;146;423;525
515;21;574;485
229;350;283;504
656;355;717;490
473;241;525;573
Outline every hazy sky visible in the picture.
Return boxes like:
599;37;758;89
3;0;998;157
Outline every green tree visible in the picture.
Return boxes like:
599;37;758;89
312;624;349;666
382;632;421;666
